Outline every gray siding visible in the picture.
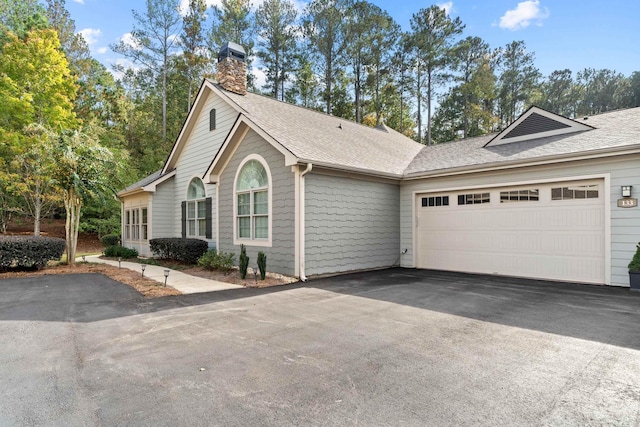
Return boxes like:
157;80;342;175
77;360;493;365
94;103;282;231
151;177;175;238
218;129;296;275
400;154;640;287
305;174;400;276
172;92;237;241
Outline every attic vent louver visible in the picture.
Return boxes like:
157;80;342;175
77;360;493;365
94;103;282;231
503;112;570;139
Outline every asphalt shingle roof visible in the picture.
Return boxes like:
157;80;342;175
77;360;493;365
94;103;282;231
118;170;163;195
213;81;424;177
405;107;640;176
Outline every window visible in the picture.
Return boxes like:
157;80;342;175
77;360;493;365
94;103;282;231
125;210;131;239
458;193;490;205
124;208;148;241
421;196;449;207
141;208;148;240
552;184;599;200
235;158;270;241
500;189;539;203
186;178;207;237
209;109;216;131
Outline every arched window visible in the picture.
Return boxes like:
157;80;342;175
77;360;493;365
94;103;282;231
235;157;270;241
186;177;207;237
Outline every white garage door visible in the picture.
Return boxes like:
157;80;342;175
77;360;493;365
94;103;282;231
415;180;605;284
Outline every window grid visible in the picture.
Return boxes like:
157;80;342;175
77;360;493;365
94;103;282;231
551;185;599;200
500;189;539;203
458;193;490;205
421;196;449;207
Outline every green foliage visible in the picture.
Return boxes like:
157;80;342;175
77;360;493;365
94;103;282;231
628;243;640;272
239;244;249;279
197;249;235;272
104;245;138;259
149;237;208;264
257;251;267;280
100;234;120;247
0;235;65;270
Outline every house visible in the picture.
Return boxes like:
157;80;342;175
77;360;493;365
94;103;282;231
118;42;640;287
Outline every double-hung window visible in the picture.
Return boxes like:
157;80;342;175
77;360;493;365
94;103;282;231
187;178;207;238
235;158;270;242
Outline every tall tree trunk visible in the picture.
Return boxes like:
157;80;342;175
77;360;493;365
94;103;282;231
34;192;41;237
64;187;81;265
416;67;422;144
426;69;432;146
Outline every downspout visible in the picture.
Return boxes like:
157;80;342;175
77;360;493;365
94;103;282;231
299;163;313;281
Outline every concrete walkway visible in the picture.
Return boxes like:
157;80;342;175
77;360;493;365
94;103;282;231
82;255;243;294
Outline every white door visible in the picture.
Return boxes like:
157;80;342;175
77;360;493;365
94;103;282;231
415;180;605;284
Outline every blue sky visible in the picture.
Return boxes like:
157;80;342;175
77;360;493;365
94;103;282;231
67;0;639;84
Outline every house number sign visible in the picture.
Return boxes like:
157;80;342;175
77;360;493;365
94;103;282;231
618;198;638;208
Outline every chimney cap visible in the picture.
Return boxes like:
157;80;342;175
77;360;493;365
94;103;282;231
218;42;246;63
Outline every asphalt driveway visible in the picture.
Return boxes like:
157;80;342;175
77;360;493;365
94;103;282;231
1;269;640;426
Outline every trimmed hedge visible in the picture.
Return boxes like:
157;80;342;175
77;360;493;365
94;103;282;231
100;234;120;247
150;238;208;264
0;236;66;270
104;245;138;259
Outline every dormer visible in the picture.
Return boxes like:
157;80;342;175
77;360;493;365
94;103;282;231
484;106;595;147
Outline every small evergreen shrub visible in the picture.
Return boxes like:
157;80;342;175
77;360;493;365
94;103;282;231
100;234;120;247
104;245;138;259
197;249;235;272
629;242;640;272
0;236;66;270
257;251;267;280
150;238;208;264
239;244;249;279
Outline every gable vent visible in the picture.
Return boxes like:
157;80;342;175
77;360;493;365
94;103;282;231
503;112;570;139
209;109;216;131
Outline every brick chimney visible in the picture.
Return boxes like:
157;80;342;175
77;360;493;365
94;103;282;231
217;42;247;95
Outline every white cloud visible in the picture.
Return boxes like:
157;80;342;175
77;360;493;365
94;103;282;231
72;0;84;4
120;32;141;50
498;0;549;30
78;28;101;46
437;2;454;15
96;47;108;54
253;67;267;90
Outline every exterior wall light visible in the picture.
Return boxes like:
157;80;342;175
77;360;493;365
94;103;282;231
622;186;632;197
141;264;146;277
164;269;170;287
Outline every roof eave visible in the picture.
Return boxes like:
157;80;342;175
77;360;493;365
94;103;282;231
403;144;640;180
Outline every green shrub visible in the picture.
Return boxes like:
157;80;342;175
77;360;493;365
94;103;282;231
629;242;640;272
257;251;267;280
100;234;120;247
239;244;249;279
197;249;235;272
0;236;66;270
104;245;138;259
150;238;208;264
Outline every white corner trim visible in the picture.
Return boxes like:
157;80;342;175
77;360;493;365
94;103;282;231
232;154;273;248
298;163;313;281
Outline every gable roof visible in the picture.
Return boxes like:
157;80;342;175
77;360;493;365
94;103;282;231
405;107;640;178
485;106;594;147
117;169;176;197
203;81;423;178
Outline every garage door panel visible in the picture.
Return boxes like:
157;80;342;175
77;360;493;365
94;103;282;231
416;181;605;284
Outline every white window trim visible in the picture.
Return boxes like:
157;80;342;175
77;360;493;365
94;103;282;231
186;176;207;238
124;207;149;242
233;154;273;247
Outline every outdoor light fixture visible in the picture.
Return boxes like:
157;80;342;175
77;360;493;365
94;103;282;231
118;257;122;268
82;255;86;262
141;264;146;277
253;266;258;284
163;269;170;287
622;185;633;197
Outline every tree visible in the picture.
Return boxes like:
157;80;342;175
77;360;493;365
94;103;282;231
180;0;208;111
285;52;320;109
302;0;349;114
575;68;629;116
9;125;60;236
495;40;540;127
629;71;640;109
52;127;123;264
409;5;464;145
0;0;48;43
537;69;578;117
112;0;182;143
207;0;254;87
255;0;298;100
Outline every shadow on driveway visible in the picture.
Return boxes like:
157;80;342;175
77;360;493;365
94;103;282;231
2;269;640;350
